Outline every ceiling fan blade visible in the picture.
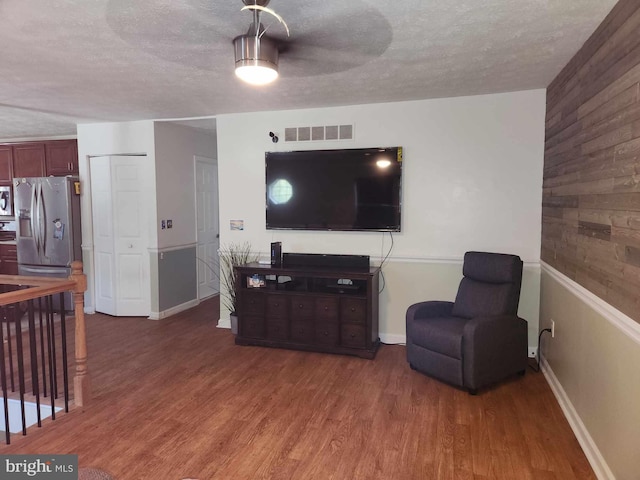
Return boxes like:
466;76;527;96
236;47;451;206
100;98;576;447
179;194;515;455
270;8;392;78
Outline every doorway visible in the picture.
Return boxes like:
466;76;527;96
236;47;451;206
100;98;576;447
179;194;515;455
194;156;220;299
90;155;150;316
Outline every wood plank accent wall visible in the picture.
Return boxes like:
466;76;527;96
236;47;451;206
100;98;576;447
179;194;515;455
543;0;640;324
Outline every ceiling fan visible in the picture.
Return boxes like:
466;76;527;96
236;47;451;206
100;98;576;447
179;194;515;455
105;0;392;81
233;0;290;86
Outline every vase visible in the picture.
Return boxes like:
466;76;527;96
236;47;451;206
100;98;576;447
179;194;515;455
230;313;238;335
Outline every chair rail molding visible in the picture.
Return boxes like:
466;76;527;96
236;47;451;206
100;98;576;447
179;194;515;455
541;261;640;346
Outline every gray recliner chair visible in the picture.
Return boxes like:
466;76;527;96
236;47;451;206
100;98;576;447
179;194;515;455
406;251;528;394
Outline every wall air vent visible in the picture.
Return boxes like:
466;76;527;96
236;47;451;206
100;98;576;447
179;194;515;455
284;124;354;142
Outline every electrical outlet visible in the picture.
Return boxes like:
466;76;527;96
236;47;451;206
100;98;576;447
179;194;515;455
551;319;555;338
167;219;173;229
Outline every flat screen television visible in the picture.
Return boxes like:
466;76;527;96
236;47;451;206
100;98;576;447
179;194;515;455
265;146;402;232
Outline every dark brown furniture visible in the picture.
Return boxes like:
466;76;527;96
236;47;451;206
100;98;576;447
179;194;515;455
0;243;18;275
1;139;78;180
234;263;380;359
406;251;528;394
45;140;79;175
0;146;14;183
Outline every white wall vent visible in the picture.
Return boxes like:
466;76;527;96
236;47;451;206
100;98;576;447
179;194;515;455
284;124;354;142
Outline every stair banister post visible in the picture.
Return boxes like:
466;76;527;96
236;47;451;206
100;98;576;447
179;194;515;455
70;261;89;406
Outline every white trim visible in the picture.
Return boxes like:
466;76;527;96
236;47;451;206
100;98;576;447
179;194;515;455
381;255;540;268
380;333;406;345
148;299;199;320
217;317;231;329
0;134;77;143
81;244;93;250
541;356;615;480
385;255;463;265
541;261;640;346
84;307;96;314
155;114;217;122
148;243;197;254
256;255;539;268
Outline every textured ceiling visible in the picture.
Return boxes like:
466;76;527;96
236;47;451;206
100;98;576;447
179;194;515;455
0;0;618;139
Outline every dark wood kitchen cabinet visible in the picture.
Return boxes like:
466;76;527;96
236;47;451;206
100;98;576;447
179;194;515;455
2;139;78;180
0;244;18;275
0;147;13;183
12;143;46;178
45;140;78;175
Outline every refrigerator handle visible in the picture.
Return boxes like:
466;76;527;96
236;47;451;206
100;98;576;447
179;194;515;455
39;183;47;258
32;183;40;255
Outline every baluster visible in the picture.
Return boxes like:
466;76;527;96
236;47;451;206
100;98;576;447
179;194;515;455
70;261;89;407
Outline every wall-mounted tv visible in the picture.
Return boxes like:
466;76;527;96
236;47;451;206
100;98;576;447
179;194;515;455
266;147;402;232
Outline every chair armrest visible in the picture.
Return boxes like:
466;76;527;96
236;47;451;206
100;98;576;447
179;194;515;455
462;315;528;389
406;301;454;322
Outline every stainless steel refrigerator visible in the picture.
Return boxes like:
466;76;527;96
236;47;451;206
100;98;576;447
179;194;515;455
14;176;82;309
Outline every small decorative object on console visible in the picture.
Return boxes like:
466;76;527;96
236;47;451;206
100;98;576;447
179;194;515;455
247;274;265;288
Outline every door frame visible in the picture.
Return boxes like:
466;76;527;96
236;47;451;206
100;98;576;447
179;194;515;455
193;155;219;300
87;153;150;317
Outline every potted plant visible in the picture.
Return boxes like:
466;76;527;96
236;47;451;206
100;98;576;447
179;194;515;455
218;241;259;334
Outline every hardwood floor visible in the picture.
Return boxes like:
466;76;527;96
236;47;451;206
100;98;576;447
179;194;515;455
1;297;595;479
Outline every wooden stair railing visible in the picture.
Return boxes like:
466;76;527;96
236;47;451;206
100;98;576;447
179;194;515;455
0;260;89;407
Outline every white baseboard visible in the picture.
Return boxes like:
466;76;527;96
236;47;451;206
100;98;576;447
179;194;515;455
541;356;615;480
148;299;200;320
217;318;231;329
379;333;406;345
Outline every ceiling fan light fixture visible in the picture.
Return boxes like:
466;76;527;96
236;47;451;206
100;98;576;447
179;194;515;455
233;34;279;86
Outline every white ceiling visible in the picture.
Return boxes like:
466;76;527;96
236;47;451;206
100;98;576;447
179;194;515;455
0;0;617;140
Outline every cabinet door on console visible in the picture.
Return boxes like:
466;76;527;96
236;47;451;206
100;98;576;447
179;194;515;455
239;292;265;338
290;296;315;344
340;297;368;349
315;296;339;320
314;296;340;346
340;297;367;324
341;324;367;349
266;295;290;341
241;291;265;316
242;316;265;338
266;295;288;317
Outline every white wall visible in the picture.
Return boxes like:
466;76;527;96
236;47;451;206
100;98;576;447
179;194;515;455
77;121;157;313
153;122;217;249
540;265;640;480
77;120;217;316
217;89;546;344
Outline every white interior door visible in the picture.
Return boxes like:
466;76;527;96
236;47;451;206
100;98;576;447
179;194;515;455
90;155;150;316
90;156;116;315
195;157;219;299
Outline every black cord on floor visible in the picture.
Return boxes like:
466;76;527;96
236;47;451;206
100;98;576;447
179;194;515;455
529;328;552;373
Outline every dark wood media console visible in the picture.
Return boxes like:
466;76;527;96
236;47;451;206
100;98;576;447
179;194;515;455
234;263;380;359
